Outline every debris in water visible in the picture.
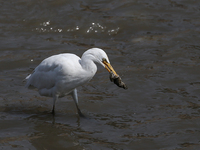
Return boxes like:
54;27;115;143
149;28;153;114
109;72;128;89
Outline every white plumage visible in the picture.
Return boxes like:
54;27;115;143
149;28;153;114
26;48;119;116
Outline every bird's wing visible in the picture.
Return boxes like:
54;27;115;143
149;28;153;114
26;53;82;90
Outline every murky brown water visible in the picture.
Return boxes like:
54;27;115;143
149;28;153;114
1;0;200;149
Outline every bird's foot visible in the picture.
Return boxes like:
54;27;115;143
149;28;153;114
51;109;55;115
78;109;85;118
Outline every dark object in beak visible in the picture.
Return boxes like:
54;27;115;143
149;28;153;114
109;72;128;89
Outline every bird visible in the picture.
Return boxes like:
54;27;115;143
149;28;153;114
25;48;126;116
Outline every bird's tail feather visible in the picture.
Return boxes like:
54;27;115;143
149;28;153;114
24;74;32;88
26;74;31;80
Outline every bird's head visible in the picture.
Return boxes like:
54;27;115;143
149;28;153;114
82;48;127;89
84;48;118;76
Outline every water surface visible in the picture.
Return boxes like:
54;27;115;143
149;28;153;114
1;0;200;149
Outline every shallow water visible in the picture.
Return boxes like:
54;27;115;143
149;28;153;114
1;0;200;149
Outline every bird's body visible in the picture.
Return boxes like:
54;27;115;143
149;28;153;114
26;48;126;116
26;53;94;97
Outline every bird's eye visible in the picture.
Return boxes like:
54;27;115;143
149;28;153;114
102;58;107;62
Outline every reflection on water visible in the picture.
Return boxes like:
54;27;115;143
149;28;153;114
1;0;200;149
34;20;120;36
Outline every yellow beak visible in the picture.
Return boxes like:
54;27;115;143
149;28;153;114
103;60;118;76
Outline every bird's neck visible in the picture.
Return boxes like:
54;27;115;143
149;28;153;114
80;55;97;75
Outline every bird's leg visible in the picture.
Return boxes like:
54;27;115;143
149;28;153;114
52;105;55;115
71;89;85;117
52;94;58;115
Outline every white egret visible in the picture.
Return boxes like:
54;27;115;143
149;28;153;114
26;48;127;116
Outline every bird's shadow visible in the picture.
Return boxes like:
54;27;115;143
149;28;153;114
0;105;90;127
